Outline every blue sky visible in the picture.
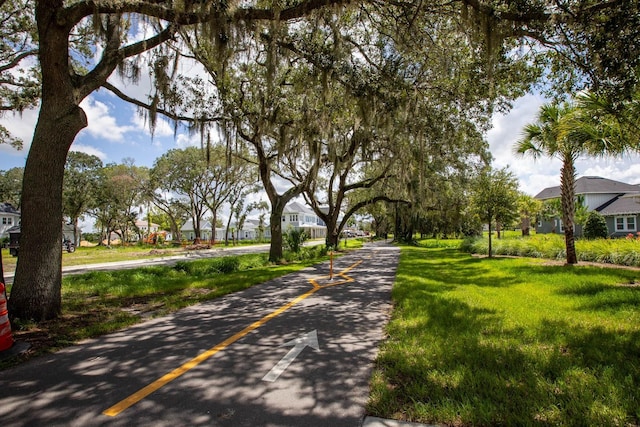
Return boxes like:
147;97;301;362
2;87;640;198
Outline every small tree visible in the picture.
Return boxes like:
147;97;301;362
284;228;308;253
583;211;609;239
470;167;519;257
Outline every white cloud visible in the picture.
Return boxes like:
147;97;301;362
176;133;202;148
79;97;136;142
68;144;107;162
132;112;175;138
0;107;39;151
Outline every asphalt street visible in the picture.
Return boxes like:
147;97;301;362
0;242;400;427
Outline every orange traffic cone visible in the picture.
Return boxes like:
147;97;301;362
0;282;14;351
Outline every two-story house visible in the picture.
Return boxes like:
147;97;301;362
534;176;640;237
282;201;327;239
0;203;20;239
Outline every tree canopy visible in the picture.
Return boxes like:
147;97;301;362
5;0;640;320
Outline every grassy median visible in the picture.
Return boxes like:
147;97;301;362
368;243;640;426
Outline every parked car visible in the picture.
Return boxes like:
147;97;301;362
6;226;75;257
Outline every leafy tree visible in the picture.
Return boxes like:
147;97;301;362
470;167;519;257
151;147;212;242
583;211;608;240
9;0;344;321
7;0;640;322
93;160;149;245
0;167;24;208
63;151;102;245
517;193;542;236
202;144;254;245
0;0;39;149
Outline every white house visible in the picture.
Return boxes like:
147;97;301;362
180;219;226;242
0;203;20;239
282;201;327;239
135;220;161;235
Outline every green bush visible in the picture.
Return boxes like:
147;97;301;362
583;211;609;239
284;228;308;253
460;233;640;267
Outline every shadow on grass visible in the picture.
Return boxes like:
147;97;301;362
369;246;640;426
510;264;640;313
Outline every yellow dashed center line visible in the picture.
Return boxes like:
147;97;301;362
103;258;363;417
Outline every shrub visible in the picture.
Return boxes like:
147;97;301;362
583;211;609;239
284;228;308;253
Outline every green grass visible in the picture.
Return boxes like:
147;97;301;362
368;245;640;426
1;245;189;273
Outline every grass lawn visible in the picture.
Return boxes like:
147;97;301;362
368;243;640;426
1;245;189;274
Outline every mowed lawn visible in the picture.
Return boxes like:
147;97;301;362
368;244;640;426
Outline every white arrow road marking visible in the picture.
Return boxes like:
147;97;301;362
262;330;320;382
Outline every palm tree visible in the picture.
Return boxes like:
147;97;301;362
514;103;581;264
570;92;640;155
516;95;640;265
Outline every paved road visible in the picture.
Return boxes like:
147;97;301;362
0;242;399;427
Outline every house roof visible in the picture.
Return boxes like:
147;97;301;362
598;195;640;216
0;203;19;214
134;220;160;228
534;176;640;200
283;201;315;215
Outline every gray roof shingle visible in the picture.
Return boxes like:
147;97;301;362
534;176;640;200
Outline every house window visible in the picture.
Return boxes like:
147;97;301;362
290;214;298;222
616;216;637;232
7;218;11;225
556;219;564;233
282;216;286;222
1;217;6;225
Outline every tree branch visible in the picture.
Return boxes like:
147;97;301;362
77;23;177;100
0;49;38;73
62;0;349;29
101;81;225;123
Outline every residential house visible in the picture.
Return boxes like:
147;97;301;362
0;203;20;239
180;220;226;242
135;220;161;236
534;176;640;237
282;201;327;239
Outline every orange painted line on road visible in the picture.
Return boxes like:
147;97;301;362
103;257;366;417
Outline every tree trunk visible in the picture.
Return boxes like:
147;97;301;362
560;156;578;264
325;220;340;249
521;216;530;236
73;218;80;246
488;220;493;258
269;205;284;262
8;3;88;321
